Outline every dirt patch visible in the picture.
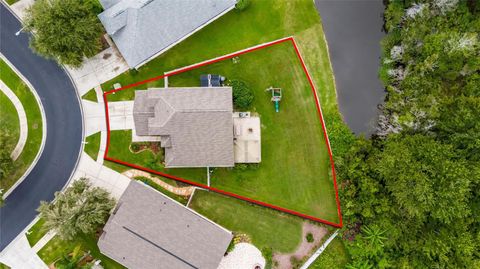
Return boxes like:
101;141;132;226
273;222;328;269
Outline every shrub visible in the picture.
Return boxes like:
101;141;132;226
306;232;314;243
230;80;254;109
235;0;250;11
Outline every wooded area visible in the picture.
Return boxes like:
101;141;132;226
335;1;480;268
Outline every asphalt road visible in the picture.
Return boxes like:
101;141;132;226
315;0;386;135
0;4;83;251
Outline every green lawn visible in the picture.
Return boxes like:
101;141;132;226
107;41;337;222
82;88;98;102
189;189;303;253
84;132;101;161
102;0;342;253
0;91;20;152
26;218;48;247
101;0;335;110
0;59;43;192
310;237;349;269
38;234;125;269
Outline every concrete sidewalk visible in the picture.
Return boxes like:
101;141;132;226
83;99;133;136
73;152;131;199
0;234;47;269
0;80;28;161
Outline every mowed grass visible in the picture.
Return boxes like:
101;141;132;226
26;218;48;247
0;59;43;191
101;0;324;102
38;234;125;269
0;91;20;152
102;0;343;253
84;131;101;161
81;88;98;103
168;42;337;221
189;189;303;253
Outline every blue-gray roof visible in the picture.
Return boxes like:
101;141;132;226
98;0;237;68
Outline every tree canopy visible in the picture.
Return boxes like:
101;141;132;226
336;1;480;268
38;178;115;241
25;0;104;67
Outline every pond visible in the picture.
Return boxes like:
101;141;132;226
315;0;386;135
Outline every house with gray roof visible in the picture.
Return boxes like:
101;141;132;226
133;87;234;167
98;0;237;68
98;180;232;269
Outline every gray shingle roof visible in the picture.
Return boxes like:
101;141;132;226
98;0;237;67
133;87;234;167
98;181;232;269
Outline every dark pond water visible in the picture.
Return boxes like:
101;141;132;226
315;0;386;135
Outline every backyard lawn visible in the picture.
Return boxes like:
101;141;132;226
189;189;303;253
106;41;338;222
0;59;43;192
38;234;125;269
102;0;342;253
84;131;101;161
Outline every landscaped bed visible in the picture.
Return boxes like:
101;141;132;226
105;130;207;184
0;59;43;192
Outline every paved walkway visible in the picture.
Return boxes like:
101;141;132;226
82;99;133;137
123;170;195;196
73;152;131;199
67;41;129;94
0;80;27;161
0;234;48;269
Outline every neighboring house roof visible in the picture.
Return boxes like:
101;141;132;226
98;181;233;269
98;0;237;68
133;87;234;167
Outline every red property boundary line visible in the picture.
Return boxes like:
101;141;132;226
102;37;343;228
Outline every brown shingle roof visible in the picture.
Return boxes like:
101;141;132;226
98;181;232;269
133;87;234;167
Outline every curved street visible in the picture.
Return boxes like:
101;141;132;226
0;4;83;251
